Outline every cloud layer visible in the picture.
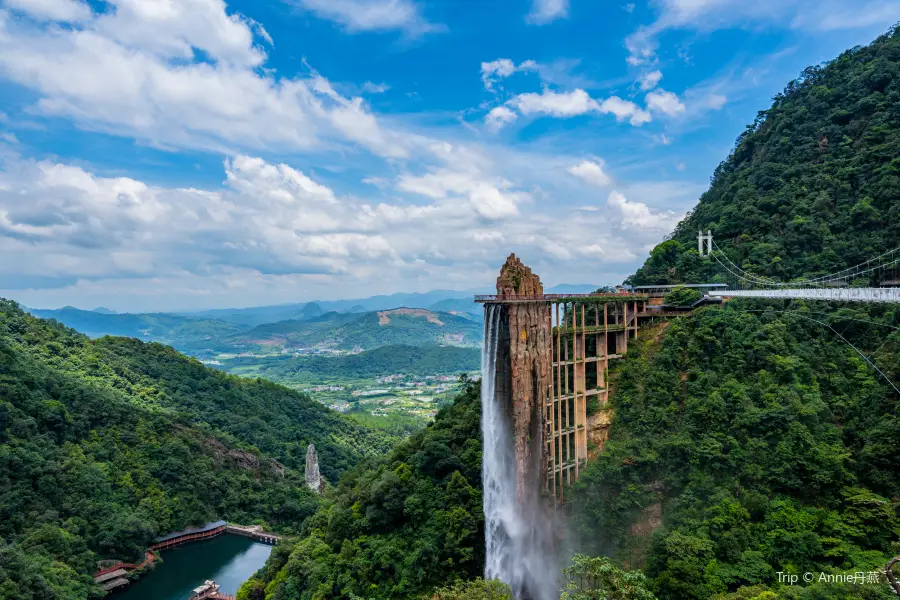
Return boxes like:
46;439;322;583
0;150;691;309
0;0;408;157
0;0;721;311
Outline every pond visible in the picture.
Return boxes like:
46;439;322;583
114;534;272;600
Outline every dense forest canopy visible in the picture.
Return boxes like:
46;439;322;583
631;27;900;287
222;309;481;354
570;303;899;599
0;300;327;600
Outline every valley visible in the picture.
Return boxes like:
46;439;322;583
23;300;486;421
220;344;480;420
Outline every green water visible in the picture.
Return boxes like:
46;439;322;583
113;535;272;600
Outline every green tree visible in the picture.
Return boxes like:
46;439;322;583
561;554;657;600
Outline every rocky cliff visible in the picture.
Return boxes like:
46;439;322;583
496;254;553;504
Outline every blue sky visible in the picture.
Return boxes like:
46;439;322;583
0;0;897;311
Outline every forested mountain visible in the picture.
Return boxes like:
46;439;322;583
581;26;900;600
631;27;900;286
0;300;326;600
571;305;899;600
6;303;397;479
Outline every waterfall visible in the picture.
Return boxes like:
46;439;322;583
481;304;557;600
481;304;514;584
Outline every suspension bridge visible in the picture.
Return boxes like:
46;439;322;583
692;230;900;303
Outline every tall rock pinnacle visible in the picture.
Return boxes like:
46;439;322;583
496;253;552;504
305;443;325;494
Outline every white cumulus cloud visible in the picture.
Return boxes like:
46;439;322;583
606;190;682;230
527;0;570;24
294;0;441;35
0;0;409;158
481;58;539;90
0;152;693;310
638;70;663;91
485;106;518;132
503;89;652;126
509;88;599;117
568;160;612;187
598;96;652;125
645;89;686;116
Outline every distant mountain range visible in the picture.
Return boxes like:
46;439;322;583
22;284;601;357
23;305;483;358
177;283;600;325
24;305;245;355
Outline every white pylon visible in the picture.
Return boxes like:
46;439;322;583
698;229;713;257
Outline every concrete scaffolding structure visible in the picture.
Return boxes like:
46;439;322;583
545;296;645;504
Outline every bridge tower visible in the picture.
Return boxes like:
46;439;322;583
698;229;713;257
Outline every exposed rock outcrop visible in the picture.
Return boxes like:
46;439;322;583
496;253;552;505
586;408;614;459
305;443;325;494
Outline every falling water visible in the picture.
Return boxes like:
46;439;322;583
481;305;514;583
481;304;557;600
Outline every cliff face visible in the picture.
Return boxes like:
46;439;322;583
496;254;552;504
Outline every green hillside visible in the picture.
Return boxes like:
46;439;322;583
571;305;899;600
0;300;324;600
222;308;482;354
631;27;900;286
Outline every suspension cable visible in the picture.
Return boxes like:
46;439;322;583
710;240;900;288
